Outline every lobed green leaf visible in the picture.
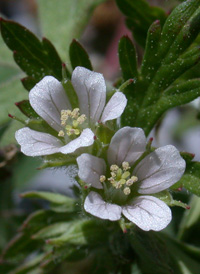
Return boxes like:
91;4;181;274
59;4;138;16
0;18;65;88
116;0;167;47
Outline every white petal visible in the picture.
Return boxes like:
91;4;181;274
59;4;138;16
29;76;71;132
122;196;171;231
100;91;127;123
71;67;106;122
84;192;122;221
134;145;186;194
107;127;146;166
15;127;62;156
59;128;94;154
77;154;106;189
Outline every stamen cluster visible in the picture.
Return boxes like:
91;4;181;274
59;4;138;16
58;108;86;137
100;161;138;196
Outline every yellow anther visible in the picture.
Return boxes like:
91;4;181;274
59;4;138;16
110;165;119;172
61;120;67;126
122;161;130;171
61;110;68;115
115;181;123;189
131;176;138;183
121;171;131;179
111;172;117;178
108;177;115;183
77;114;86;124
58;130;65;137
126;179;133;186
123;187;131;195
100;175;106;182
71;108;80;118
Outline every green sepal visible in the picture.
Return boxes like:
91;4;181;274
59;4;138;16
39;154;76;169
172;160;200;197
15;100;39;118
21;76;38;91
69;39;93;70
25;118;58;137
153;190;173;204
62;79;79;109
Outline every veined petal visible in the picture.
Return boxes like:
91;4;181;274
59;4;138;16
15;127;62;156
107;127;146;166
84;192;122;221
29;76;71;132
122;196;171;231
100;91;127;123
59;128;94;154
135;145;186;194
71;67;106;122
77;154;106;189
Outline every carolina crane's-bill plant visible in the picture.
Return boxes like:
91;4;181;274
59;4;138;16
1;0;200;273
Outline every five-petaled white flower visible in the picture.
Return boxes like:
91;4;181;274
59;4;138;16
15;67;127;156
77;127;186;231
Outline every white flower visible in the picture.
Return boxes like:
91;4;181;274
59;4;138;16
15;67;127;156
77;127;186;231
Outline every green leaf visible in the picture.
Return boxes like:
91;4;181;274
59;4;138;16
116;0;167;47
37;0;106;60
119;0;200;135
118;36;138;81
10;254;45;274
0;18;64;86
130;228;200;274
21;191;76;206
32;222;76;240
0;74;26;126
69;39;93;70
178;195;200;241
46;219;108;246
21;210;74;234
21;191;78;213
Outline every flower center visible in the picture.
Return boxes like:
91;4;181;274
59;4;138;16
100;161;138;196
58;108;86;137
